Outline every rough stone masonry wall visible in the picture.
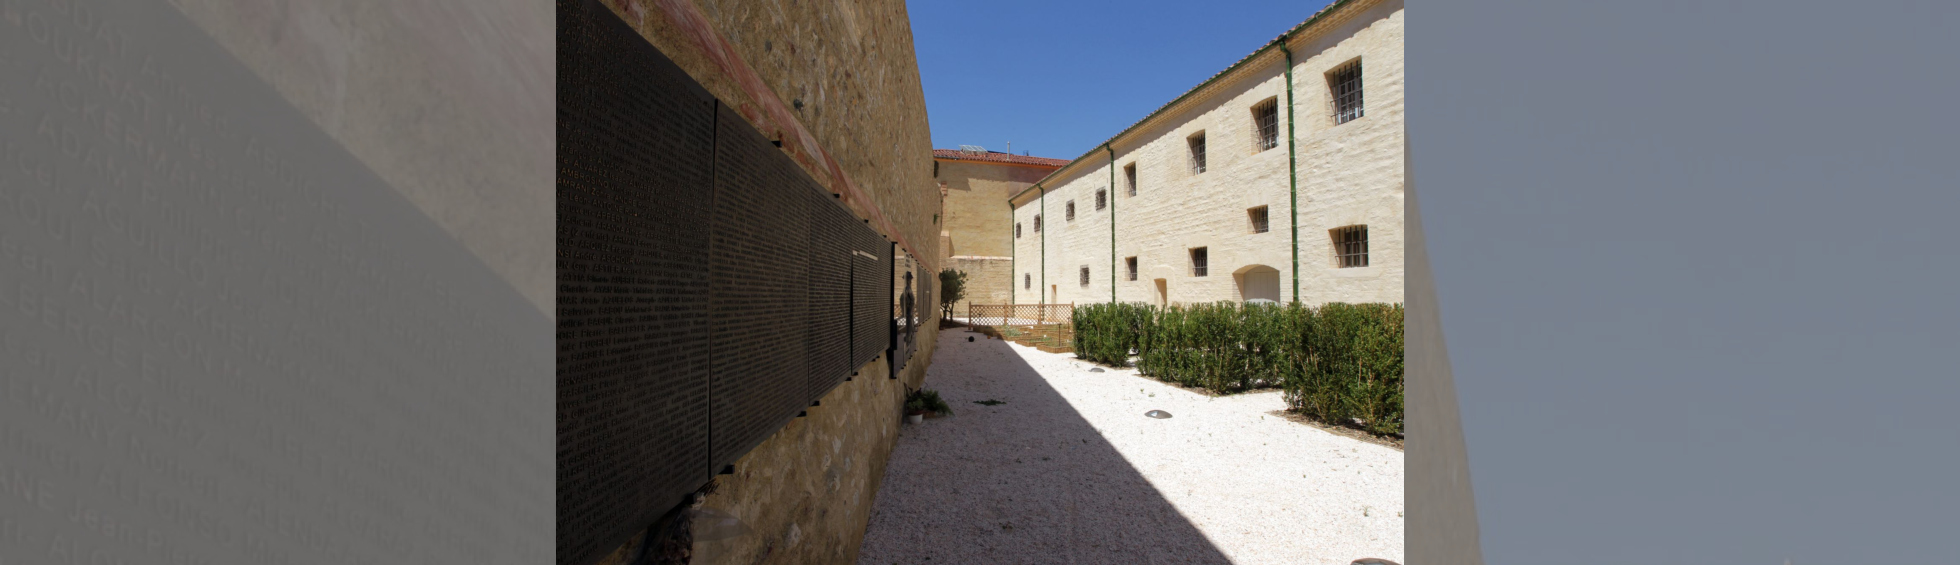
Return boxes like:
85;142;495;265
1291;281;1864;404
592;0;941;564
1015;0;1403;308
947;256;1013;317
936;159;1052;315
937;160;1052;259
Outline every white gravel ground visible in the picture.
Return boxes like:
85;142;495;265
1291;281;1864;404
857;328;1403;565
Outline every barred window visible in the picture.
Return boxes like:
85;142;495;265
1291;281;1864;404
1126;256;1138;281
1253;97;1280;150
1188;132;1207;174
1095;189;1106;211
1190;247;1208;277
1080;266;1090;287
1016;222;1022;239
1034;214;1041;232
1025;274;1031;289
1066;201;1076;222
1248;206;1269;234
1333;225;1369;268
1328;59;1363;124
1124;163;1137;196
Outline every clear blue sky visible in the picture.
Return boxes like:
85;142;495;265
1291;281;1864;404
907;0;1334;163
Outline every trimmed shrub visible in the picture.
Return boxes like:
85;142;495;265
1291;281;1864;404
1071;302;1151;366
1074;300;1404;435
1188;302;1242;393
1239;302;1288;389
1284;302;1403;436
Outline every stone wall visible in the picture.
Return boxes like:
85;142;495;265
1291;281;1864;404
600;0;939;271
165;0;938;562
936;159;1053;259
934;158;1056;314
588;0;941;564
1012;0;1403;308
947;256;1013;317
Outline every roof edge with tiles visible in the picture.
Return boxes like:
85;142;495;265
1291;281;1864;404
933;149;1071;168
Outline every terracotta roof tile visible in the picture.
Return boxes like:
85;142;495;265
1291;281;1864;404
933;149;1070;168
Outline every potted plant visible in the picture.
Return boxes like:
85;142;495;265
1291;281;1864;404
904;389;952;424
903;397;927;424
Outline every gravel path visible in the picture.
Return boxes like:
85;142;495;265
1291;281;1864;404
856;328;1403;565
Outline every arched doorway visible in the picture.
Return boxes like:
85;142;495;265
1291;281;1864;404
1235;265;1281;303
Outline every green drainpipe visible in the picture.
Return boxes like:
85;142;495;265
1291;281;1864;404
1009;201;1015;305
1039;184;1046;307
1107;144;1116;304
1282;41;1302;304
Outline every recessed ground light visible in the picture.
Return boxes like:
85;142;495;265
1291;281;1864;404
1089;368;1104;373
1351;559;1400;565
1145;410;1171;419
968;337;974;342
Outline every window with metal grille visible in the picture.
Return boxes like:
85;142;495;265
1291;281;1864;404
1253;97;1280;151
1080;266;1090;287
1328;59;1363;124
1016;222;1022;239
1095;189;1106;211
1248;206;1269;234
1190;247;1208;277
1124;163;1137;196
1066;201;1076;222
1034;214;1041;232
1332;225;1369;268
1126;256;1138;281
1025;274;1031;289
1188;132;1207;173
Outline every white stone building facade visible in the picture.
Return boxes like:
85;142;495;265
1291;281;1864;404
1010;0;1403;308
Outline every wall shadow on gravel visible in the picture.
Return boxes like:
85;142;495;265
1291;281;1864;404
855;327;1235;565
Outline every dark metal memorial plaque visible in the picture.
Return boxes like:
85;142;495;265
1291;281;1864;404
556;1;895;563
853;228;893;369
707;100;814;473
556;0;715;562
807;188;856;399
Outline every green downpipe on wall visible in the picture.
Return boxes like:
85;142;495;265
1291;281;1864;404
1282;41;1302;304
1039;185;1046;305
1106;145;1116;303
1008;201;1015;305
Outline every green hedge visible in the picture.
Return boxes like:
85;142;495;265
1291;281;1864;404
1071;302;1151;366
1072;301;1403;436
1289;303;1403;436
